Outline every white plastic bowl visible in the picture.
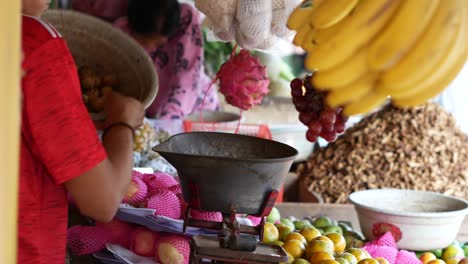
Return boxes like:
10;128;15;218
349;189;468;251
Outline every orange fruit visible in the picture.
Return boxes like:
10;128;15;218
357;259;379;264
426;260;446;264
319;260;340;264
458;258;468;264
347;248;371;262
300;227;322;243
420;252;437;264
306;240;335;260
285;232;308;245
263;222;279;243
309;251;334;264
283;239;306;259
325;233;346;254
337;252;358;264
374;257;390;264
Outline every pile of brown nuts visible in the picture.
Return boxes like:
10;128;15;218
298;103;468;203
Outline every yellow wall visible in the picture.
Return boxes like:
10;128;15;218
0;1;21;263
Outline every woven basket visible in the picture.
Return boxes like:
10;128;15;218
42;10;158;109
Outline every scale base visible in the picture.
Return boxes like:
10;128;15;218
190;236;288;264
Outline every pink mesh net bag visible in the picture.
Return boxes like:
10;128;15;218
190;209;223;222
217;49;270;111
363;232;422;264
154;234;191;264
129;227;160;257
95;219;134;248
142;172;178;192
123;173;148;206
67;225;111;255
146;189;181;219
247;215;263;226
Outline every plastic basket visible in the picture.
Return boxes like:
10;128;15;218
183;120;273;140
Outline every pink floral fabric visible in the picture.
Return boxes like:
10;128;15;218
73;2;219;119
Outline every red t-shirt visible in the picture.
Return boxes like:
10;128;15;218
20;15;107;263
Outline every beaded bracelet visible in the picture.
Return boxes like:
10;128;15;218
102;122;135;140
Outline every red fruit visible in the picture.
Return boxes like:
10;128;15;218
293;97;308;112
290;78;303;90
372;222;403;242
303;76;314;95
306;129;319;142
129;227;159;257
321;122;335;132
308;121;323;134
299;112;316;125
155;234;191;264
320;110;336;125
335;108;343;115
291;87;303;97
320;131;337;142
335;121;346;133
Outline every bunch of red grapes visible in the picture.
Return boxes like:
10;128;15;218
290;76;348;143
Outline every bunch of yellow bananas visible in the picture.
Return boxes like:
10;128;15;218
288;0;468;116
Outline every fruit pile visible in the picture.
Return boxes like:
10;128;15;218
78;65;118;114
263;208;389;264
290;76;349;142
416;242;468;264
265;208;468;264
68;219;191;264
287;0;468;115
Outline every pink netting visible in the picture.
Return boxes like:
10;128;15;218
190;209;223;222
146;189;181;219
95;219;134;248
142;172;178;192
168;184;182;195
132;170;144;179
154;234;191;264
247;216;262;226
129;227;159;257
363;232;422;264
123;174;148;206
67;225;111;255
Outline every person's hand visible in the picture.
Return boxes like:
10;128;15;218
104;91;145;129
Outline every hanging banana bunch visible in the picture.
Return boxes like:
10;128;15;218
288;0;468;115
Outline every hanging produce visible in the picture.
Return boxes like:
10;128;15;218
287;0;468;115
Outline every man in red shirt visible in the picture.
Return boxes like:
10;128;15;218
20;0;145;263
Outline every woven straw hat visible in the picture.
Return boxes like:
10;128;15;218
42;10;158;109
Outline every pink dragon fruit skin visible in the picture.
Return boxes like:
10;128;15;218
142;172;178;192
123;174;148;206
67;225;112;256
154;234;191;264
129;227;160;257
95;219;134;248
146;189;181;219
247;215;263;226
218;50;270;111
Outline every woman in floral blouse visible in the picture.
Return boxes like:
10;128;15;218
73;0;219;119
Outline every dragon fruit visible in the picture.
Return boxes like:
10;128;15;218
218;50;270;110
